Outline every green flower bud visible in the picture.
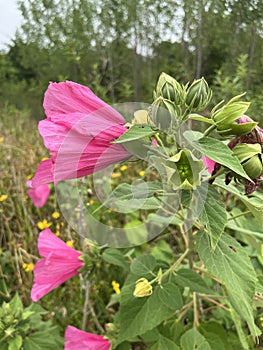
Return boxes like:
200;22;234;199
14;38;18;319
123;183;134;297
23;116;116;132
185;77;212;111
154;72;184;105
150;97;179;130
243;155;263;179
166;149;204;190
232;143;263;179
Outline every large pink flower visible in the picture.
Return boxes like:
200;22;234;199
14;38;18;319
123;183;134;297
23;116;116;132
64;326;111;350
31;229;84;302
32;81;131;186
26;180;50;207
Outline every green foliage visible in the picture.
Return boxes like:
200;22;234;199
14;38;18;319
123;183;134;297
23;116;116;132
0;294;63;350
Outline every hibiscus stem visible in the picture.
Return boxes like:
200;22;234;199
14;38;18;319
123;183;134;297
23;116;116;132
81;280;90;331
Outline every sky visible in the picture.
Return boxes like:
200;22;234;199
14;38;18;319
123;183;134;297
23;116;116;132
0;0;23;50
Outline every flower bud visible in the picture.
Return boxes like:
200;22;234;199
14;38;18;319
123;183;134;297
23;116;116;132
154;72;184;105
150;97;179;130
185;77;212;111
233;143;263;179
242;155;263;179
133;278;153;298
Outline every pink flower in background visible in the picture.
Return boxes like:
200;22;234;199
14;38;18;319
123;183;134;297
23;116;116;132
26;180;50;207
31;229;83;302
202;156;215;173
32;81;131;186
64;326;111;350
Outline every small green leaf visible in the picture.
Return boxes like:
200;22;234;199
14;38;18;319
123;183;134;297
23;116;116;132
149;335;180;350
174;268;215;294
113;124;157;143
214;178;263;223
157;282;183;310
180;328;212;350
102;248;128;270
130;255;156;275
189;114;215;125
8;335;22;350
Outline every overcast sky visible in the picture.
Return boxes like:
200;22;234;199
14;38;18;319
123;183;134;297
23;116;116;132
0;0;22;50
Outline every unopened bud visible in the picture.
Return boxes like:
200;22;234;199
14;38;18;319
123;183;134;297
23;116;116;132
233;143;263;179
185;77;212;111
154;72;184;105
150;97;178;129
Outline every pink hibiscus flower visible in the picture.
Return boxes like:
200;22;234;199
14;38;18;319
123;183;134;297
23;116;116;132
202;156;215;173
31;229;84;302
32;81;131;186
26;180;50;207
64;326;111;350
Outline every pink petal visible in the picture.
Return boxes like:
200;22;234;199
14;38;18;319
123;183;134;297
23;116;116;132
31;159;54;187
37;229;81;257
27;184;50;207
43;81;125;125
31;230;84;301
64;326;111;350
202;156;215;173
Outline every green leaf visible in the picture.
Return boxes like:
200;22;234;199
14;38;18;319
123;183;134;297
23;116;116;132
189;137;251;181
230;309;250;350
214;178;263;223
189;114;215;125
113;124;157;143
102;248;128;270
196;232;259;336
157;282;183;310
174;268;215;294
8;336;22;350
23;330;64;350
130;255;156;276
180;328;212;350
149;335;180;350
200;321;230;350
9;294;23;312
199;186;227;249
117;276;174;343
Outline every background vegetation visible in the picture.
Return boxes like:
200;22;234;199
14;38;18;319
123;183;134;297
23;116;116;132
1;0;263;349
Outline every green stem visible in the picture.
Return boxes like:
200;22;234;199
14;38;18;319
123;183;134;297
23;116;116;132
203;124;216;137
161;248;190;280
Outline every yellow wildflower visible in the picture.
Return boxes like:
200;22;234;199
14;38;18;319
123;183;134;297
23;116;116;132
66;240;74;248
89;199;94;205
52;211;60;219
133;278;152;298
0;137;4;143
26;174;33;180
22;263;34;272
41;157;49;161
111;172;121;179
55;230;60;236
37;219;52;230
0;195;8;202
120;165;128;172
112;280;121;294
139;170;145;177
